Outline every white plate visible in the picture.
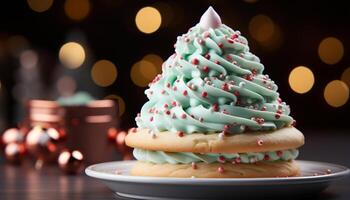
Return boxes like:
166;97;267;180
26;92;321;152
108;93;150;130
85;160;349;199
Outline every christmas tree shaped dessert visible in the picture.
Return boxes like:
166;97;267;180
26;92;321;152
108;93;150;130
126;7;304;178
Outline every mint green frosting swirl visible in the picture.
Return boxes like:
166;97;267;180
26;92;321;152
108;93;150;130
133;148;298;164
136;23;294;134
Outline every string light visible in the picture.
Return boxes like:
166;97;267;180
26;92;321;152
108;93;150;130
135;7;162;34
288;66;315;94
318;37;344;65
249;14;275;42
142;54;163;72
324;80;349;107
131;60;158;87
341;67;350;87
91;60;118;87
104;94;126;116
64;0;91;21
27;0;53;13
59;42;86;69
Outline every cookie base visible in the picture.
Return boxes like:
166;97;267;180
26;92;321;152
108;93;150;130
131;160;300;178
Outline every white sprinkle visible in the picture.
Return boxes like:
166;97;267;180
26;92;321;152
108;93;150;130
239;82;245;87
218;132;225;140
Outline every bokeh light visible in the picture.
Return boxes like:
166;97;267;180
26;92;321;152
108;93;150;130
288;66;315;94
104;94;126;116
56;76;77;96
131;59;159;87
341;67;350;87
27;0;54;13
324;80;349;107
59;42;85;69
135;7;162;34
20;50;38;69
249;14;275;42
318;37;344;65
64;0;91;21
142;54;163;72
91;60;118;87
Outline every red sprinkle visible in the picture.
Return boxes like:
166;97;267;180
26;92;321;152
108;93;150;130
212;103;219;112
277;151;283;157
233;91;240;97
204;53;211;59
166;83;170;88
165;110;171;115
198;39;204;45
183;90;188;96
261;106;267;111
221;83;229;91
215;60;220;65
150;117;154;122
257;139;264;146
173;86;177;91
227;38;234;43
181;113;187;119
245;74;254;81
223;125;230;131
191;162;197;169
275;113;281;119
252;69;257;75
161;90;166;94
202;66;209;73
264;155;270;161
218;166;225;173
201;91;208;98
218;156;226;163
218;43;224;48
171;101;177;106
191;58;199;65
277;97;282;104
164;104;169;108
231;34;238;39
177;131;184;137
204;32;210;38
233;157;241;164
226;55;233;61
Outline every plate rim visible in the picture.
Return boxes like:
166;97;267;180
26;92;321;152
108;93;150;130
85;160;350;185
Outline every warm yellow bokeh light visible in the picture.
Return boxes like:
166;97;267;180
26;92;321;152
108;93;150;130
104;94;126;116
143;54;163;72
249;14;275;42
27;0;53;13
131;60;158;87
64;0;91;21
91;60;118;87
318;37;344;65
324;80;349;107
341;68;350;87
288;66;315;94
135;7;162;34
59;42;86;69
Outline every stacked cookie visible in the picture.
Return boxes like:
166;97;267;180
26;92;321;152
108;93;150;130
126;7;304;178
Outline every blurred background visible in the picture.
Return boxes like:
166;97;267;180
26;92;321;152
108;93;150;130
0;0;349;132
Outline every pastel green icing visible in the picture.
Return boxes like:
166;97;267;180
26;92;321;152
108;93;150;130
57;92;95;106
136;19;294;134
133;148;299;164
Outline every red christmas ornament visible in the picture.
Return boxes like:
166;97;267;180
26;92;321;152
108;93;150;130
26;126;63;162
58;150;84;174
4;143;26;164
107;127;118;142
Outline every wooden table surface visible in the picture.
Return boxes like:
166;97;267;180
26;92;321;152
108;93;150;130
1;129;349;200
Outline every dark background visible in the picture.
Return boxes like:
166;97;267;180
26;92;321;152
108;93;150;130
0;0;349;132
